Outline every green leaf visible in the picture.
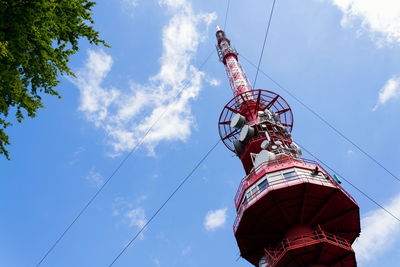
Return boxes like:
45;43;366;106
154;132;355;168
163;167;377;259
0;0;109;159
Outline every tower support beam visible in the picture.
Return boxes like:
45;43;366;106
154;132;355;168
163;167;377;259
215;27;360;267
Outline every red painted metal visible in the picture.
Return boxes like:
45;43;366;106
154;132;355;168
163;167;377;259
215;28;360;267
233;156;357;211
218;89;293;152
264;226;356;267
233;162;360;237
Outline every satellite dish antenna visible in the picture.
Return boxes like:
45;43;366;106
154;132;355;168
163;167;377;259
254;150;276;169
230;113;246;129
260;140;269;149
239;125;255;142
233;139;245;155
270;112;280;122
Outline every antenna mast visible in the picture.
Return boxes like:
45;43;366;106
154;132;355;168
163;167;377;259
216;28;360;267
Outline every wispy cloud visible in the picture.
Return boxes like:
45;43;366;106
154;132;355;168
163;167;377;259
353;193;400;263
207;77;221;87
125;207;147;229
113;196;148;239
85;167;104;188
330;0;400;47
373;76;400;111
204;208;227;231
73;0;216;156
69;147;85;165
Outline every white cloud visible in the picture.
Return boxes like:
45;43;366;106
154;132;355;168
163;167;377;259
125;207;147;240
112;197;148;239
85;167;104;188
69;147;85;165
353;193;400;263
204;208;227;231
330;0;400;46
158;0;186;9
73;0;217;156
373;76;400;111
346;149;354;156
125;207;147;229
112;195;147;216
208;78;221;87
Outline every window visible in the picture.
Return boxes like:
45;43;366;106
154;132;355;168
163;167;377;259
283;171;296;181
242;196;248;206
258;179;269;192
251;187;258;197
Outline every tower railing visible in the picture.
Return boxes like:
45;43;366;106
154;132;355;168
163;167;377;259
263;227;353;267
233;169;357;231
234;156;339;208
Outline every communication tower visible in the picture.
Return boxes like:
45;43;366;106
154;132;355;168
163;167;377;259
216;27;361;267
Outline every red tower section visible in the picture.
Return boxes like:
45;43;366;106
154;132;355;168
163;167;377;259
216;28;361;267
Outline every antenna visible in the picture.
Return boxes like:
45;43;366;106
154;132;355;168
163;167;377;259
215;29;360;266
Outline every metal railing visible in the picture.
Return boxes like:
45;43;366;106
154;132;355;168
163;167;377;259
264;227;353;266
234;173;331;231
233;169;357;231
234;156;336;208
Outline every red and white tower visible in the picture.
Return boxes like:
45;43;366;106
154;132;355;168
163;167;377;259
216;28;361;266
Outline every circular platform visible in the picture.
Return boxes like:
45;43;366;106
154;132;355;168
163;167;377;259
218;89;293;152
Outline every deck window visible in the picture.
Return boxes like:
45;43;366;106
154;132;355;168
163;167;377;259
258;179;269;192
283;171;296;181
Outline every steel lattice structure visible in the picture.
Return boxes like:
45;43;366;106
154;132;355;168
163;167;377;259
215;27;360;267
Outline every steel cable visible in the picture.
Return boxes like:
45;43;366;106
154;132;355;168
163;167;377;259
253;0;277;89
35;50;215;266
298;143;400;222
240;54;400;184
108;140;221;266
223;0;231;31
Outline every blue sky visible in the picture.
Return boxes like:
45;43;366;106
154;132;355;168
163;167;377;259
2;0;400;266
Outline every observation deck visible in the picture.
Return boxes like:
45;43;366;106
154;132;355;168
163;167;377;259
215;28;360;267
263;226;356;266
233;155;360;265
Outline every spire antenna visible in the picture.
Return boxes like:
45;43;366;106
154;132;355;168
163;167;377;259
215;30;360;267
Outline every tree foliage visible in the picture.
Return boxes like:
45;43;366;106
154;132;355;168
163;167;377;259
0;0;108;159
